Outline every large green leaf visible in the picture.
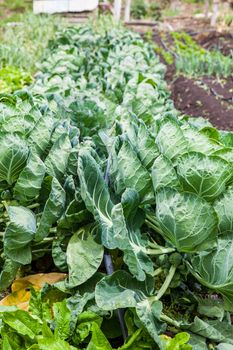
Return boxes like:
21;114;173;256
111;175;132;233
156;117;189;160
117;139;153;200
188;235;233;311
152;154;180;192
3;310;41;339
181;123;221;155
214;186;233;235
35;178;66;242
4;206;36;264
78;149;114;246
86;322;112;350
95;271;153;310
0;134;28;185
0;258;20;292
136;300;164;350
133;120;160;169
14;153;46;204
155;187;218;252
28;114;55;157
67;227;104;287
45;133;71;181
177;152;232;201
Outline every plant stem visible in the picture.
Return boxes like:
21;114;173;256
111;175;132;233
27;203;40;209
150;265;176;302
145;219;163;235
32;248;51;254
151;267;163;277
160;314;181;328
144;247;175;255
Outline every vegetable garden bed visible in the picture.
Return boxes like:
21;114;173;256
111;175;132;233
0;16;233;350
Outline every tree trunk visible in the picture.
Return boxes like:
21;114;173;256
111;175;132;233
124;0;131;22
114;0;122;21
211;0;220;26
204;0;210;17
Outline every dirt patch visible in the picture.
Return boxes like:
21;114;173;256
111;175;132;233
194;31;233;56
141;27;233;130
171;76;233;130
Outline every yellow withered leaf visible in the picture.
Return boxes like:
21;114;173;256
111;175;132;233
0;272;67;310
11;272;67;292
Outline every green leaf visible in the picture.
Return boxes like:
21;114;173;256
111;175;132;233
3;310;41;339
187;334;208;350
177;152;232;201
136;300;164;349
155;187;218;252
156;117;189;160
188;236;233;311
117;139;153;200
28;115;55;157
37;338;77;350
214;186;233;235
181;123;220;154
0;258;20;292
86;322;112;350
45;133;71;181
186;317;233;344
217;344;233;350
151;155;180;192
161;332;192;350
0;134;28;185
4;206;36;264
95;271;152;310
78;149;114;246
67;227;104;287
133;120;160;169
35;178;65;241
53;300;71;340
14;153;46;204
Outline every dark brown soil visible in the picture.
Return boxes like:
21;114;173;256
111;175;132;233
194;31;233;56
171;76;233;130
146;29;233;130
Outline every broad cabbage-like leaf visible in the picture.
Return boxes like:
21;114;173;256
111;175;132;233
78;150;153;280
0;134;28;185
35;178;66;242
177;152;232;201
152;155;180;192
14;153;46;204
45;133;72;181
4;206;36;264
67;226;104;287
155;187;218;252
188;236;233;311
117;139;153;200
214;187;233;235
156;117;189;160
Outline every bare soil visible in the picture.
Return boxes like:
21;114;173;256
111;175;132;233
144;29;233;130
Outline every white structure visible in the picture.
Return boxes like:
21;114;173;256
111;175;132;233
33;0;99;13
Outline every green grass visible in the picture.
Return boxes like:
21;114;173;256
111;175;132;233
0;12;64;72
0;0;32;12
162;7;181;18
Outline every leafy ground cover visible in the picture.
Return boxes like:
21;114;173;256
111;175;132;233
1;17;233;350
0;12;63;93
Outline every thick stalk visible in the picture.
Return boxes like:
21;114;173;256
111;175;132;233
160;314;181;328
145;219;163;236
144;247;175;255
151;267;163;277
150;265;176;302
